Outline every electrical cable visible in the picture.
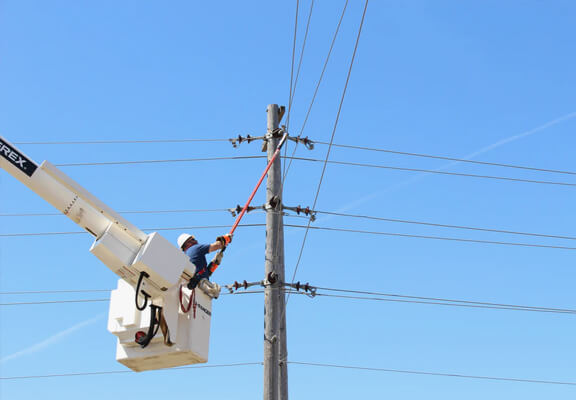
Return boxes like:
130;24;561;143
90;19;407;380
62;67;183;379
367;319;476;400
284;224;576;250
0;299;109;306
314;211;576;241
287;362;576;386
0;224;265;237
283;0;314;179
54;155;266;167
0;209;229;217
285;0;299;134
0;362;263;380
288;0;370;303
281;0;348;184
5;207;571;242
315;141;576;176
313;286;576;314
4;223;574;250
285;157;576;187
2;291;574;315
312;293;575;314
286;0;315;134
13;138;229;145
38;154;574;186
0;289;110;295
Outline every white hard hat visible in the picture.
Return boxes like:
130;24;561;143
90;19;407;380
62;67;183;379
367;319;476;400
177;233;195;249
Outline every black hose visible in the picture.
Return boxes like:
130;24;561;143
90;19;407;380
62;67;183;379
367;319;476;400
135;271;151;311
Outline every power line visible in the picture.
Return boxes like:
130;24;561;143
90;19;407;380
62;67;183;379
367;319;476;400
0;299;109;306
284;224;576;250
289;0;369;301
4;223;574;250
286;0;300;133
313;286;576;314
0;224;265;237
13;138;229;145
2;286;573;315
0;362;263;380
51;155;575;186
286;0;314;131
14;136;575;179
315;141;576;176
5;207;571;243
36;154;574;186
314;210;576;241
282;0;348;184
287;157;576;187
0;289;110;295
0;291;266;305
287;362;576;386
54;155;266;167
0;209;229;217
313;293;575;315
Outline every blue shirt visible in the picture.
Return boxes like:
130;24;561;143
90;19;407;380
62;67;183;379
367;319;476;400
184;243;210;273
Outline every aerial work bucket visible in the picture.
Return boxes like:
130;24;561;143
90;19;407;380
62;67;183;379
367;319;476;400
108;279;213;372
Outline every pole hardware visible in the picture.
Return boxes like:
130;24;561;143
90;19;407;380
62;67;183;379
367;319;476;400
283;205;316;221
267;271;279;285
229;131;314;150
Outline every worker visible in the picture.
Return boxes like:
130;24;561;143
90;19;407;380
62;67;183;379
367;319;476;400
178;233;232;272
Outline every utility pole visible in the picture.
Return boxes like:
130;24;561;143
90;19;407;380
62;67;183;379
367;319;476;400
264;104;288;400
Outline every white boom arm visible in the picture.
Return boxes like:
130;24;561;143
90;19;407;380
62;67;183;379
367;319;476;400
0;136;195;297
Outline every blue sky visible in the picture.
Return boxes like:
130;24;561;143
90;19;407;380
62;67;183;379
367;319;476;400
1;1;575;399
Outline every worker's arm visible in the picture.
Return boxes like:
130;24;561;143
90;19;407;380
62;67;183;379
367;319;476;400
208;234;232;252
208;241;224;253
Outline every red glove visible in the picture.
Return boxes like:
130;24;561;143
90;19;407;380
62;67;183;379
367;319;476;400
216;234;232;246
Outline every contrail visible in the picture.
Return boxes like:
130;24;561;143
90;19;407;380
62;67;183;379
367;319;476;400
446;110;576;169
0;313;106;363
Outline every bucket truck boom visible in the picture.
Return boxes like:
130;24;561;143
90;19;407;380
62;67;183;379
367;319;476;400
0;136;213;371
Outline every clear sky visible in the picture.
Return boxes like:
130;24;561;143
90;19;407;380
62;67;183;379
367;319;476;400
1;1;575;399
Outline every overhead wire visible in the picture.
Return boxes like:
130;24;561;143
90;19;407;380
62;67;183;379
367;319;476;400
312;287;576;314
54;155;266;167
312;293;575;314
38;155;575;186
0;362;263;380
283;0;315;179
288;0;372;299
3;287;573;315
285;0;300;133
283;224;576;250
315;141;576;176
0;209;229;217
0;224;265;237
285;156;576;187
13;138;229;145
10;138;575;176
0;299;109;306
4;207;572;242
287;362;576;386
1;361;572;385
4;223;576;250
313;210;576;241
281;0;348;184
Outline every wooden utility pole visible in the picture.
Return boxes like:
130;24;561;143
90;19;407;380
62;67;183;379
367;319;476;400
264;104;288;400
